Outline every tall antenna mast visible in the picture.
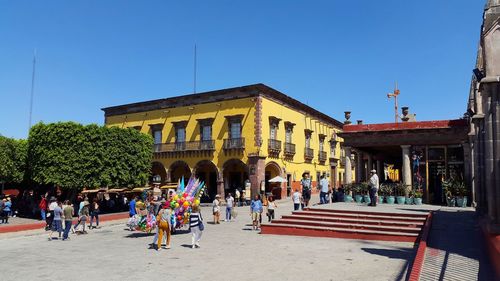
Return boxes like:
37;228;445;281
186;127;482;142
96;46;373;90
193;44;197;94
387;81;400;123
29;49;37;129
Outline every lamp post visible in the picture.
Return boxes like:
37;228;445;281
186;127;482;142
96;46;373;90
387;82;400;123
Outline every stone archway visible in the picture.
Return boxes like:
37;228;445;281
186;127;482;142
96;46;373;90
193;160;219;203
265;161;283;199
222;159;249;199
169;160;191;185
151;161;168;185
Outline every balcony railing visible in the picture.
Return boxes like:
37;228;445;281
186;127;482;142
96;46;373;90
304;147;314;160
223;138;245;150
268;139;282;154
284;142;296;156
154;140;215;152
318;151;327;162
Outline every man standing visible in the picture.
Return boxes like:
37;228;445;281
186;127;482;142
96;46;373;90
129;196;137;217
225;193;235;222
300;173;312;209
319;174;330;204
39;195;47;221
48;201;63;240
369;169;379;207
292;189;302;211
62;200;74;240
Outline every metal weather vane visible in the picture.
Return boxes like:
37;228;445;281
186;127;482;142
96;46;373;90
387;82;400;123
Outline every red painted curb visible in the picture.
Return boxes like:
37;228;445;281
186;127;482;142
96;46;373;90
0;212;129;234
408;211;434;281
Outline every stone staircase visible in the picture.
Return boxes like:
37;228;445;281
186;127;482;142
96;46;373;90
260;207;430;243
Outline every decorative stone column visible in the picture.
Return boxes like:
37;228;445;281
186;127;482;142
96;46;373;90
344;147;352;184
367;154;373;180
248;155;266;198
356;150;364;183
376;160;384;181
401;145;412;192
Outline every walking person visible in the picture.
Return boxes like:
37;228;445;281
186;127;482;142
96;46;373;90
129;196;137;217
292;189;302;211
89;199;100;229
48;201;63;240
46;197;58;231
75;201;90;234
189;204;203;249
212;194;221;224
0;198;4;224
225;193;235;222
62;200;74;240
250;195;263;230
300;173;312;209
156;205;171;251
1;198;11;224
39;195;47;221
319;174;330;204
266;196;277;222
368;170;379;207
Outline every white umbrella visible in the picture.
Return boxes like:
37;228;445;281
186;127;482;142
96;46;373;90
268;176;287;183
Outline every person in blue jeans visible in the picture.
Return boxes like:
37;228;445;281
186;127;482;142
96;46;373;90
1;198;11;224
89;199;100;229
62;200;74;240
319;174;330;204
225;193;235;222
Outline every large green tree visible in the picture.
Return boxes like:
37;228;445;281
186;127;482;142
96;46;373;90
0;135;27;184
28;122;153;190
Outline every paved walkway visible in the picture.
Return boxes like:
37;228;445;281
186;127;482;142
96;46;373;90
419;208;496;281
0;194;414;281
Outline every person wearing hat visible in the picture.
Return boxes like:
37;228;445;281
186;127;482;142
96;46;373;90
212;194;221;224
368;169;379;207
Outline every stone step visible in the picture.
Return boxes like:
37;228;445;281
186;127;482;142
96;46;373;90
305;207;429;218
271;218;422;233
280;214;424;228
260;223;419;243
292;210;427;222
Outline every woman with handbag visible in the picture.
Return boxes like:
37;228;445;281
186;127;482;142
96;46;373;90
189;204;203;249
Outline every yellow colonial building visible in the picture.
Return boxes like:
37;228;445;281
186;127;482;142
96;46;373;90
102;84;348;202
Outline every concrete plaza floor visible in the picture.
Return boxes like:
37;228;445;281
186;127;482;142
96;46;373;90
0;195;415;281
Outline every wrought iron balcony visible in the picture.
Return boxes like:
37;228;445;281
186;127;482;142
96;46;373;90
318;151;327;162
154;140;215;153
304;147;314;160
223;138;245;150
284;142;296;156
268;139;282;154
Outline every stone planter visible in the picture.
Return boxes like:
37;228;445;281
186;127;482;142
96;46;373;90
386;196;395;204
456;196;468;207
378;196;385;204
446;197;456;207
405;197;413;205
344;195;353;203
414;198;423;205
354;195;363;204
396;196;405;204
363;195;371;205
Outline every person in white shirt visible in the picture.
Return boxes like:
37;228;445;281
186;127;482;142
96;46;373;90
368;170;380;207
225;193;235;222
292;189;302;211
266;196;277;222
318;174;330;204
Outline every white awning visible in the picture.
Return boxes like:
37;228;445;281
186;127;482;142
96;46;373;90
268;176;287;183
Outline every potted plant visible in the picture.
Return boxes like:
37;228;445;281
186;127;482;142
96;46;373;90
378;184;386;204
414;190;423;205
360;182;371;205
454;181;467;207
383;184;395;204
343;184;353;203
353;184;363;204
395;183;406;204
442;179;456;207
405;189;414;205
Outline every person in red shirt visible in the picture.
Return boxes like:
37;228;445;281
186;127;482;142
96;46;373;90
39;195;47;221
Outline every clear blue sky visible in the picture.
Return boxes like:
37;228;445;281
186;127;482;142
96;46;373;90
0;0;485;139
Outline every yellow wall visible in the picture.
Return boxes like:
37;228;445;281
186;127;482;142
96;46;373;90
105;97;257;170
260;97;345;185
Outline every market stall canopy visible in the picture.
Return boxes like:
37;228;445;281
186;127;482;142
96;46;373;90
2;189;20;197
268;176;287;183
81;189;105;194
131;187;150;192
107;188;127;193
160;184;178;190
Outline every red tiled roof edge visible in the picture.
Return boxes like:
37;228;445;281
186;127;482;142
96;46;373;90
342;119;467;133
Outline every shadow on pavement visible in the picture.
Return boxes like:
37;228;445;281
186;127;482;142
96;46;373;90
124;232;154;238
